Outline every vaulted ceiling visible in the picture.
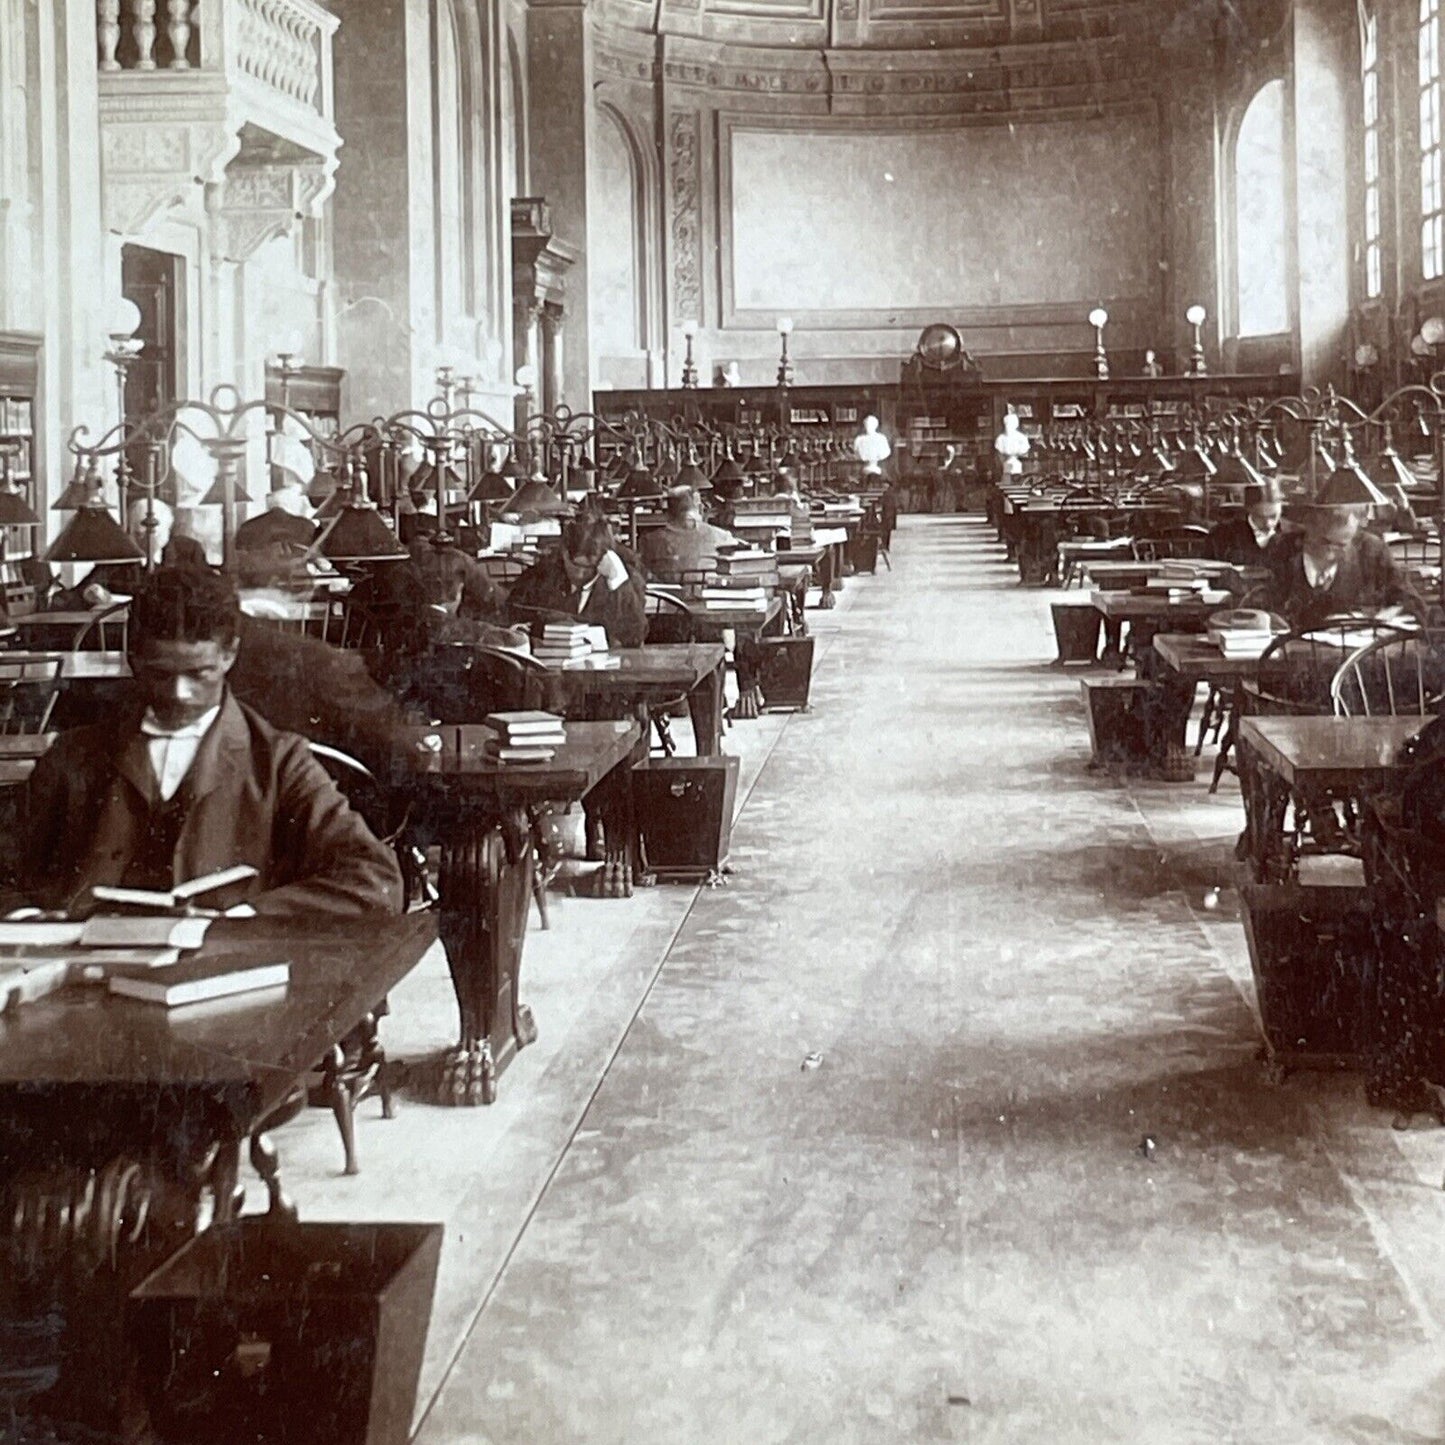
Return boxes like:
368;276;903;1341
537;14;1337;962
589;0;1287;63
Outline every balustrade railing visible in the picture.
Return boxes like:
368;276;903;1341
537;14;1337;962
97;0;333;119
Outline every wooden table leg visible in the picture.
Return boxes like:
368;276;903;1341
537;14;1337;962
687;663;725;757
588;756;639;898
429;809;537;1106
731;637;765;720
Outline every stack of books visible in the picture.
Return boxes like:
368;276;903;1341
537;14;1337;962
728;499;793;538
715;547;777;578
484;710;566;763
533;622;593;665
1206;624;1277;658
700;584;768;612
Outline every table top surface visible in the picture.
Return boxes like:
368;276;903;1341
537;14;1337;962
394;718;641;798
680;596;785;631
12;609;121;628
1091;590;1228;619
0;649;131;679
1239;715;1430;783
542;642;724;689
1153;632;1272;678
0;732;55;759
0;914;436;1124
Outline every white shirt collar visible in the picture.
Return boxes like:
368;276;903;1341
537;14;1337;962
1248;518;1277;545
1302;552;1338;590
140;704;222;740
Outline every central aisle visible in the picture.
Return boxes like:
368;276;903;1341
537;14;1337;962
418;517;1441;1445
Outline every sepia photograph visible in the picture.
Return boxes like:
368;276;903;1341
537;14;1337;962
4;0;1445;1439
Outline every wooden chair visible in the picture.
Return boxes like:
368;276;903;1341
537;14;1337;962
476;555;534;592
0;657;62;735
305;742;407;1177
401;644;565;927
70;600;128;653
1331;632;1445;717
644;588;697;756
1131;525;1213;563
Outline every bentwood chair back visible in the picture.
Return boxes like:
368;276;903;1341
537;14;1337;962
1131;525;1213;563
644;587;696;646
476;555;534;592
1331;633;1445;717
70;600;128;653
0;656;62;735
1251;617;1412;718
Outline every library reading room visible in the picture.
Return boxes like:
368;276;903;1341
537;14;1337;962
7;0;1445;1441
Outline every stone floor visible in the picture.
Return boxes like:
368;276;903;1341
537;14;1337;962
269;516;1445;1444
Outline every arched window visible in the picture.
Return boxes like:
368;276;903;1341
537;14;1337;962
1363;10;1383;298
1422;0;1443;278
1235;80;1289;336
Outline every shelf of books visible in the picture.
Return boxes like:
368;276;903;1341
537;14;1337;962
0;331;42;572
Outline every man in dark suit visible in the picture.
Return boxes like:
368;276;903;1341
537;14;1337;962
1207;480;1290;567
507;514;648;647
1263;504;1416;629
7;567;403;918
639;486;736;581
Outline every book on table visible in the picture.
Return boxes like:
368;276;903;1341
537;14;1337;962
484;710;566;737
107;956;290;1007
0;914;212;951
90;863;258;912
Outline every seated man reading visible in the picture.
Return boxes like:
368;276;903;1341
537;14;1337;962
8;566;403;918
507;514;647;647
640;485;736;581
1207;480;1290;567
1262;503;1416;629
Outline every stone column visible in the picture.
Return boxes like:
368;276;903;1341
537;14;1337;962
329;0;435;420
541;303;564;415
525;0;591;408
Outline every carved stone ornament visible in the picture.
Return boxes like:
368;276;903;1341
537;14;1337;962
100;106;242;235
668;109;701;323
207;158;332;261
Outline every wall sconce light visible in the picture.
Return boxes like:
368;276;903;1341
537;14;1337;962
776;316;794;387
1088;307;1109;381
681;319;699;389
515;362;537;401
1422;315;1445;347
1185;304;1208;376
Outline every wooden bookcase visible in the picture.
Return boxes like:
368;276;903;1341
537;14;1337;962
0;331;43;567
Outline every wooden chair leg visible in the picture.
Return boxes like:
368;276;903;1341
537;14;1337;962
532;866;551;930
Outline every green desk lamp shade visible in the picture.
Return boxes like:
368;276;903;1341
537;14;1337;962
0;490;42;526
409;461;467;498
676;461;710;492
504;479;569;516
315;485;354;520
1214;451;1268;490
1316;462;1388;508
711;457;746;487
318;505;408;562
53;467;102;510
469;469;515;503
617;465;663;500
199;471;254;507
45;505;144;565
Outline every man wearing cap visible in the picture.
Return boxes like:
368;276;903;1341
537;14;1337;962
1207;481;1291;567
1263;504;1416;629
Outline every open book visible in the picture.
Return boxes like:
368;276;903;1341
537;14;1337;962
90;864;258;912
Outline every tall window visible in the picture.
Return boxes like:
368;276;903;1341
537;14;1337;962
1235;80;1290;336
1422;0;1443;278
1364;12;1383;298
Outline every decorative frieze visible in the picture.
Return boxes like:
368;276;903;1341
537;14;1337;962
668;109;702;322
